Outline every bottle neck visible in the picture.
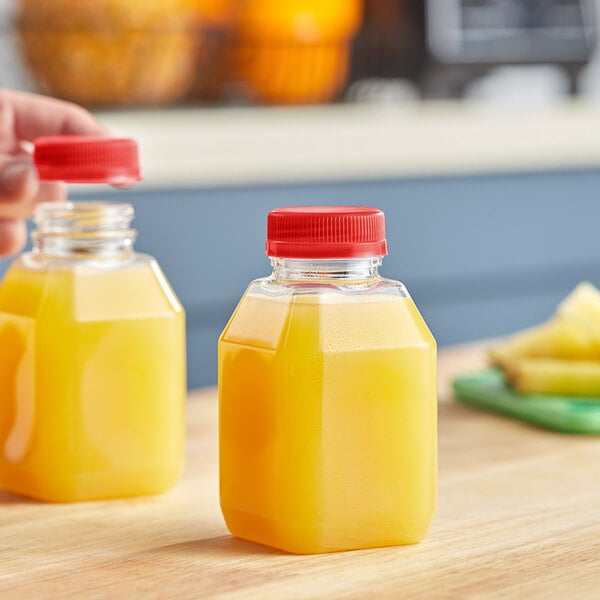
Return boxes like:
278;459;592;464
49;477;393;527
270;257;383;282
31;202;137;261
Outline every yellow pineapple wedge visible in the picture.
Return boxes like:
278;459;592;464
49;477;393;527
506;358;600;396
489;282;600;395
489;317;599;368
557;282;600;340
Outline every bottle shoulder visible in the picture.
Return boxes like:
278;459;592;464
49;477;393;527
0;253;183;319
247;275;410;299
17;251;158;273
222;276;435;351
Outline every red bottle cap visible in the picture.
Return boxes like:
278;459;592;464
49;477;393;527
33;135;141;184
266;206;388;259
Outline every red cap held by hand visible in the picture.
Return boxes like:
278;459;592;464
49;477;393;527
33;135;141;184
266;206;388;259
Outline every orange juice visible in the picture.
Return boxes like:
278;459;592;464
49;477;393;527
220;293;436;553
219;206;437;554
0;259;186;502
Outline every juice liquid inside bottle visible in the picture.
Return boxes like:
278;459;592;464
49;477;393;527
0;203;186;502
219;205;437;555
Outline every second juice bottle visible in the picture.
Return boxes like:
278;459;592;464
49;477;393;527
0;136;186;502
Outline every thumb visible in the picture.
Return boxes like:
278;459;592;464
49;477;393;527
0;218;27;257
0;156;40;219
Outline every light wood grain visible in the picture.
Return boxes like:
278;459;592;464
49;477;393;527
2;341;600;599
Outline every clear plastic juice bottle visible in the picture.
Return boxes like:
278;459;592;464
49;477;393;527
219;206;437;554
0;136;186;502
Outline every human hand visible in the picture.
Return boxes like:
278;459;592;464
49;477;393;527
0;89;106;256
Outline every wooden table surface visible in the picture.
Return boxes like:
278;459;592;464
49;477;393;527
3;342;600;599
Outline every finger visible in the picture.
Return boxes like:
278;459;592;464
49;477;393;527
34;182;67;204
0;157;40;219
112;182;135;190
0;219;27;256
0;89;107;154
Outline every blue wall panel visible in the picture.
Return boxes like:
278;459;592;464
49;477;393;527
1;168;598;388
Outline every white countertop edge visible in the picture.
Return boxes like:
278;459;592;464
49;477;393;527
91;101;600;190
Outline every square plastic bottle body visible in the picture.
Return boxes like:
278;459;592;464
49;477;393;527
219;280;437;553
0;256;186;502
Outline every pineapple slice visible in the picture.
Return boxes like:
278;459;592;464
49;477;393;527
557;282;600;341
506;358;600;397
489;317;599;367
488;282;600;397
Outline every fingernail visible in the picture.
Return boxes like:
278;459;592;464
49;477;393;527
2;161;33;194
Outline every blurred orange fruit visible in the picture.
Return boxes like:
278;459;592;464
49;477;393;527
237;0;362;40
188;0;237;26
232;0;363;105
18;0;196;107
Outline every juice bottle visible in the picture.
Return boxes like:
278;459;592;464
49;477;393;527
0;136;186;502
219;206;437;554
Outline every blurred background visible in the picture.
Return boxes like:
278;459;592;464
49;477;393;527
2;0;600;388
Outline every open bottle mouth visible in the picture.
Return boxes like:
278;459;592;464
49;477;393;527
31;201;137;259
